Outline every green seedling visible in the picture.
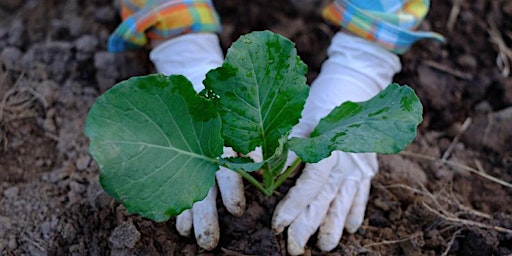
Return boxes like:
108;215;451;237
85;31;423;222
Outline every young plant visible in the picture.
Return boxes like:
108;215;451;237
85;31;423;222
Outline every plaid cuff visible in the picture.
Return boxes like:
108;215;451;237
322;0;444;54
108;0;221;52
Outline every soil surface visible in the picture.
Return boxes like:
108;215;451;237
1;0;512;255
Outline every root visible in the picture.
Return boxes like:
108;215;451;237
386;183;512;255
422;202;512;234
0;68;47;150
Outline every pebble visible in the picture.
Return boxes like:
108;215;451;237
457;54;477;69
75;155;91;171
7;19;25;48
474;101;493;114
109;222;141;249
0;215;12;237
74;35;98;61
1;46;22;70
3;186;19;199
95;5;116;24
94;51;119;92
40;221;51;239
35;80;59;106
69;180;85;194
8;235;17;250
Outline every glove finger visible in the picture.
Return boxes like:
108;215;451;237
272;156;336;234
286;169;341;255
216;167;246;216
192;186;220;250
345;177;372;233
317;179;358;251
176;209;193;237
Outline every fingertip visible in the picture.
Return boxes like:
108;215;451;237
317;234;338;252
216;168;246;217
271;203;287;234
272;222;285;235
345;218;363;234
225;198;246;217
176;209;193;237
196;229;219;251
287;231;305;256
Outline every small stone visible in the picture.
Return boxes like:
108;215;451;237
35;80;59;107
8;235;17;250
474;101;493;114
457;54;477;69
40;221;51;239
95;6;116;24
0;215;12;237
3;186;19;199
74;35;98;61
69;181;85;194
7;19;25;48
75;155;91;171
1;47;22;70
94;51;118;92
109;222;141;249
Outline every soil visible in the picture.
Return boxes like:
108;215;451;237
1;0;512;255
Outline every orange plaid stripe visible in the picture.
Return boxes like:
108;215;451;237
108;0;221;52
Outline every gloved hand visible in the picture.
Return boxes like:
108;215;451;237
272;32;402;255
107;0;221;52
150;33;245;250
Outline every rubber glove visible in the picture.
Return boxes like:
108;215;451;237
272;32;402;255
108;0;221;52
150;33;246;250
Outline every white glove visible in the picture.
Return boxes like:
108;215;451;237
150;34;246;250
272;32;402;255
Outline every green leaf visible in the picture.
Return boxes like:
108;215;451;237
219;157;264;172
204;30;309;159
288;84;423;163
85;74;223;221
266;133;290;177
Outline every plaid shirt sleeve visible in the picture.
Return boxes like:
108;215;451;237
108;0;221;52
322;0;445;54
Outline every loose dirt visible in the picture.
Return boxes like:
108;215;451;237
1;0;511;255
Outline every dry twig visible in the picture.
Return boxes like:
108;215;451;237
422;202;512;234
399;151;512;189
441;117;472;161
488;18;512;77
441;228;463;256
363;232;422;248
447;0;462;31
422;60;473;80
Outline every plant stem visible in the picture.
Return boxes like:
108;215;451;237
270;158;302;193
234;169;271;196
262;165;274;192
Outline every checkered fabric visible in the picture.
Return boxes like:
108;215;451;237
322;0;445;54
108;0;221;52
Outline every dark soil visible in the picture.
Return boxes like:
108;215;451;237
1;0;512;255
